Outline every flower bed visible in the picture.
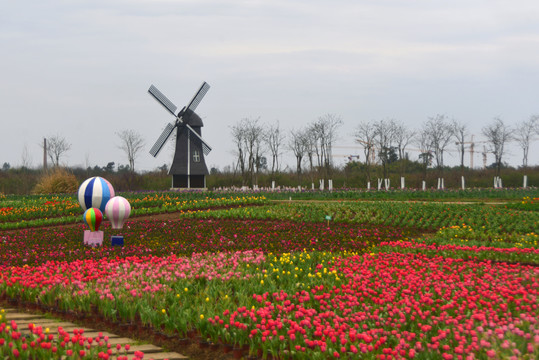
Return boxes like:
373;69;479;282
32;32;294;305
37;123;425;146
0;194;268;230
1;251;537;359
0;219;408;266
1;192;538;359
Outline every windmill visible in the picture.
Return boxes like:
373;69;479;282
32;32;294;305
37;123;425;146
148;82;212;189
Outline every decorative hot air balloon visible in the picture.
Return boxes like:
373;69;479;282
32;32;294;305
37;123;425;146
83;208;103;232
78;177;115;212
105;196;131;230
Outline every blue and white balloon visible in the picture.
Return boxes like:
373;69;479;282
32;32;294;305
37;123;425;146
77;177;115;212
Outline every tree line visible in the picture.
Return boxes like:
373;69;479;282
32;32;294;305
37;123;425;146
228;114;539;186
2;114;538;186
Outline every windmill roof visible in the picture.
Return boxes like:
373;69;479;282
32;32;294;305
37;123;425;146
184;109;204;127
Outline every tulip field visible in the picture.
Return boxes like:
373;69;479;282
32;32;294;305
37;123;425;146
0;189;538;359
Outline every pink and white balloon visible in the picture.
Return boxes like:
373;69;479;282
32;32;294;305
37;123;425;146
105;196;131;229
78;177;115;212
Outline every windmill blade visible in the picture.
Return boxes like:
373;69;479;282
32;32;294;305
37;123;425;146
185;124;212;155
149;122;176;157
185;82;210;113
148;85;178;116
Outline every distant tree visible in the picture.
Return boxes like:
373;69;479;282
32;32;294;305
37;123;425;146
514;115;538;168
416;127;434;179
373;118;397;178
309;114;343;178
117;130;145;173
258;156;268;171
482;117;513;176
452;120;469;169
117;164;131;173
304;126;317;176
379;146;398;165
421;115;454;172
158;164;168;173
289;128;309;178
2;162;10;171
230;117;264;186
92;165;103;173
393;121;416;176
103;162;115;172
264;121;286;176
45;134;71;167
21;144;33;169
245;118;265;186
230;119;248;182
354;121;377;182
394;121;415;161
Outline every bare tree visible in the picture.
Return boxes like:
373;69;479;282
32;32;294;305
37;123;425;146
304;126;317;176
452;120;469;169
514;115;538;168
373;118;398;178
231;117;265;186
393;121;416;176
264;121;286;176
20;144;33;169
482;117;513;176
422;115;454;172
416;128;433;179
308;114;343;178
289;128;308;178
230;119;247;181
246;118;265;186
44;134;71;167
117;129;145;173
354;120;377;182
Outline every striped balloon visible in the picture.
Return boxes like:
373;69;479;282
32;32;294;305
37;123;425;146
83;208;103;232
105;196;131;230
77;177;115;212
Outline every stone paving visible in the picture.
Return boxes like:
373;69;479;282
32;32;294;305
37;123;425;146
2;308;188;360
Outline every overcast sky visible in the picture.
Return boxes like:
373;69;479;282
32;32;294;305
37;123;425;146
2;0;539;173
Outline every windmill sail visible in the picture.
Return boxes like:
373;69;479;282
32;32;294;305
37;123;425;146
148;85;178;116
149;122;175;157
185;82;210;113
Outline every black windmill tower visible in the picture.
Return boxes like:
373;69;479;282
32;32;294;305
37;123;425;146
148;82;212;188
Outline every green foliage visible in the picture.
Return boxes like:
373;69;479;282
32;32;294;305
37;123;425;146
1;163;539;194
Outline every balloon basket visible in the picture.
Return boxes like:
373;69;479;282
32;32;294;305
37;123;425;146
111;235;124;247
83;230;104;247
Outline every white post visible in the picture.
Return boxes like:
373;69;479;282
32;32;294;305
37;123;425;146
367;181;371;190
312;183;314;190
298;185;301;192
461;176;465;190
384;178;390;190
441;178;444;189
523;175;528;188
319;179;324;190
498;177;502;188
422;180;426;191
494;177;498;189
400;176;405;189
437;178;441;189
328;179;333;191
377;178;382;191
272;181;275;190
